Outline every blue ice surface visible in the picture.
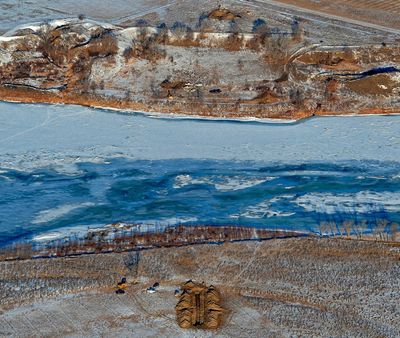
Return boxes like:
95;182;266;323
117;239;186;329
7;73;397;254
1;158;400;246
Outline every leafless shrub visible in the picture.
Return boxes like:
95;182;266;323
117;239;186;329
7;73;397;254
220;32;244;51
124;33;166;63
252;19;269;35
245;35;263;51
13;243;33;260
317;215;399;242
375;219;389;240
154;25;169;44
390;222;398;241
237;59;244;71
171;22;188;39
86;32;118;58
289;88;304;107
263;34;292;69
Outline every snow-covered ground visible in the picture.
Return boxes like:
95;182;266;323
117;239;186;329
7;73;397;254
0;102;399;173
0;0;173;32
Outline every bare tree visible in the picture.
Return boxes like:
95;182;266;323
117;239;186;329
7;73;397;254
291;18;304;42
123;251;140;274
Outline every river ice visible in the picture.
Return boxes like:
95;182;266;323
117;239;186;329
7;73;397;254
0;102;399;244
0;102;399;172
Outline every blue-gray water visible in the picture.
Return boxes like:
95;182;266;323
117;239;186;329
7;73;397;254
0;102;400;245
1;159;400;245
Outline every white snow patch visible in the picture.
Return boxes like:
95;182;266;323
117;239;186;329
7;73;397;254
3;18;118;38
32;202;96;224
0;50;12;66
32;233;62;241
214;176;274;192
173;174;196;188
0;36;20;42
295;191;400;214
237;195;296;219
173;174;274;191
32;223;104;242
3;21;43;36
135;217;198;229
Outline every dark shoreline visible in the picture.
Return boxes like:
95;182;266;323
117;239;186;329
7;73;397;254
0;224;310;261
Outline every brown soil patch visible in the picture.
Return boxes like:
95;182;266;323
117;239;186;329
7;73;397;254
160;79;187;90
297;50;362;72
247;89;283;104
345;74;399;96
208;7;241;21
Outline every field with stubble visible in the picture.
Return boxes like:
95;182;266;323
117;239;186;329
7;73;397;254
1;237;399;337
272;0;400;30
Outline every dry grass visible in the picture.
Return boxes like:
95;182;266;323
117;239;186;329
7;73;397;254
85;33;118;58
208;7;241;21
219;33;244;52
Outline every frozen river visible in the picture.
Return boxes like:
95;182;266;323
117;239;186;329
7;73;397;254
0;102;399;245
